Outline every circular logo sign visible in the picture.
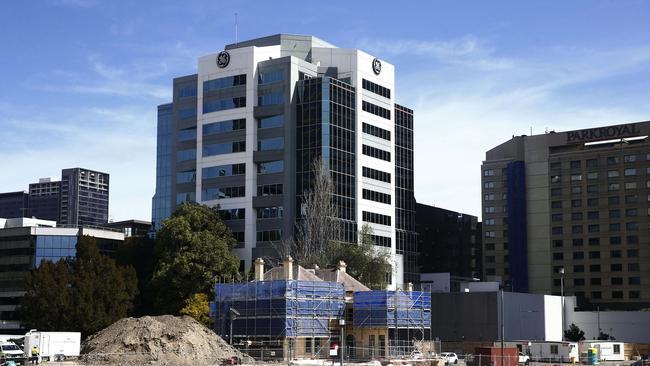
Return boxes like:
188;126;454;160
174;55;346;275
217;51;230;68
372;58;381;75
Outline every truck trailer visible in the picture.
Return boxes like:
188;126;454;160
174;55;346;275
22;331;81;361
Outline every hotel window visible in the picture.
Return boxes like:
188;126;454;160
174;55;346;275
587;185;598;193
587;198;599;206
608;183;620;191
572;238;584;246
624;168;637;176
573;252;584;260
484;181;495;189
624;154;637;163
588;224;599;233
625;182;637;189
588;238;600;246
587;172;598;180
571;186;582;194
609;236;621;245
607;156;619;165
611;277;623;285
574;265;584;272
586;159;598;168
625;208;638;217
607;170;620;178
550;162;561;170
590;264;601;272
484;169;495;176
629;277;641;285
571;174;582;181
589;251;600;259
628;249;639;258
611;250;622;258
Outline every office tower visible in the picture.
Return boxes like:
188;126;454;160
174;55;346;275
153;34;416;287
416;203;482;279
59;168;109;227
0;191;29;218
482;121;650;309
28;178;60;221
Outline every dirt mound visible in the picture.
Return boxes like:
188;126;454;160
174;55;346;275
81;315;254;365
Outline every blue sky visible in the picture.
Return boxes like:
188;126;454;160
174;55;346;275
1;0;649;221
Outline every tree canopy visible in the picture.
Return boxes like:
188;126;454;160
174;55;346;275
564;323;586;341
151;202;240;314
20;235;138;337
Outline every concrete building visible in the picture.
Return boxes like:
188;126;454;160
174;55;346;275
153;34;417;286
417;203;482;279
0;217;124;333
482;121;650;309
0;168;110;227
103;219;152;237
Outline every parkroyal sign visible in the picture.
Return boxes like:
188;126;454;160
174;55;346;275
567;124;641;143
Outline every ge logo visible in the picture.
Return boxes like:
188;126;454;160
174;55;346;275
217;51;230;68
372;58;381;75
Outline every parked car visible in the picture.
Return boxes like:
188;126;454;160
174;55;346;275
519;352;530;365
410;351;424;359
441;352;459;364
0;342;26;365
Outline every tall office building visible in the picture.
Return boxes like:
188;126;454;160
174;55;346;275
482;121;650;309
0;192;29;218
153;34;417;286
59;168;110;227
416;203;482;279
28;178;60;222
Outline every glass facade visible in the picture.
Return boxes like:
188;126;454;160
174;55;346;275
395;104;418;284
296;77;357;243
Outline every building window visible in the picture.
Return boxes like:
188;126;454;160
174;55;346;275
178;107;197;119
572;238;584;246
629;277;641;285
627;235;639;244
624;154;637;163
485;206;495;213
551;175;561;183
610;236;621;245
258;115;284;129
625;168;637;176
362;100;391;119
177;149;197;162
257;137;284;151
570;160;581;169
611;263;623;272
612;291;624;299
363;166;391;183
552;227;563;235
591;291;602;299
590;264;601;272
611;250;622;258
203;96;246;113
589;251;600;259
587;198;599;206
202;186;246;201
257;230;282;241
484;181;495;189
551;188;562;196
553;240;563;247
625;208;638;217
572;225;583;234
175;191;195;204
607;170;620;178
363;189;391;204
625;182;638;190
362;211;391;226
258;91;284;106
362;79;391;98
573;252;584;260
203;74;246;92
203;118;246;136
552;201;562;209
588;224;599;233
257;160;284;174
627;249;639;258
587;185;598;193
257;183;283;196
587;211;599;220
571;186;582;194
552;213;563;222
362;144;391;162
553;253;564;260
257;206;284;219
587;172;598;180
550;162;561;170
177;170;196;184
178;127;197;141
609;223;621;232
202;163;245;179
629;291;640;299
590;278;601;285
362;122;391;140
218;208;245;220
574;278;585;286
571;174;582;181
607;156;619;165
258;69;284;84
586;159;598;168
608;196;620;205
626;222;639;231
203;141;246;157
588;238;600;246
608;183;620;191
484;193;495;201
628;263;640;272
571;199;582;208
574;265;584;272
484;169;495;176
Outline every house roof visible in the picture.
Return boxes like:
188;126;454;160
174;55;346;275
263;264;324;281
315;268;370;292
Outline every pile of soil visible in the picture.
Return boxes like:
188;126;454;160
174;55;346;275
81;315;254;365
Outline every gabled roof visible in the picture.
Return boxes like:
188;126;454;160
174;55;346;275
315;268;370;292
263;264;323;281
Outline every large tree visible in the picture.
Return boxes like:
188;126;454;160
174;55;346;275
115;235;156;316
151;202;240;314
20;236;138;337
327;225;392;289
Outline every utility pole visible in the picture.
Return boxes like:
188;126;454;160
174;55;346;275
560;268;565;341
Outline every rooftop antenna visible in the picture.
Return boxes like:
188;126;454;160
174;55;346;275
235;13;238;47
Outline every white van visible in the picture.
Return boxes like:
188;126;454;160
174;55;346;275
1;342;26;364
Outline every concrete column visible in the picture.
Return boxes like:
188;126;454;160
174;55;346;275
254;258;265;281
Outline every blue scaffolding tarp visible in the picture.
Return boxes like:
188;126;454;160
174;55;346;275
214;280;345;338
353;290;431;328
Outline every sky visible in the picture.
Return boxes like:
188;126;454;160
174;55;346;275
1;0;649;222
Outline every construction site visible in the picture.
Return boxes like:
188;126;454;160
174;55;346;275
212;257;433;362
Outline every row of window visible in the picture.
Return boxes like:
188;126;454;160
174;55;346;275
177;149;196;162
552;222;642;235
202;186;245;201
552;154;650;170
178;84;197;98
552;209;643;221
258;160;284;174
258;92;284;106
362;144;391;162
258;69;284;85
362;122;391;141
257;230;282;241
552;167;649;182
259;115;283;129
362;100;391;119
362;166;391;183
178;127;197;141
554;236;640;247
362;79;391;99
553;250;640;260
203;141;246;157
362;189;391;204
257;206;283;219
203;96;246;114
203;118;246;136
362;211;392;226
218;208;246;220
203;74;246;92
258;137;284;151
202;163;246;179
551;194;650;208
371;235;391;247
178;107;197;119
176;191;196;204
177;170;196;184
551;181;650;195
257;183;283;196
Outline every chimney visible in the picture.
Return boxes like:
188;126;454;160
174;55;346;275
407;282;414;292
313;264;320;270
338;260;347;274
283;256;294;280
254;258;265;281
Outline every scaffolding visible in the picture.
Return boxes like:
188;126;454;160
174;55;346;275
353;290;431;329
213;280;345;340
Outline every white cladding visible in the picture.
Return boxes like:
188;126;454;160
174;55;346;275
195;43;401;288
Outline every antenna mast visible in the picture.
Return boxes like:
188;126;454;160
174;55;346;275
235;13;238;46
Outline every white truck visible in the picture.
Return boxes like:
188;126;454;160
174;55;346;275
22;331;81;362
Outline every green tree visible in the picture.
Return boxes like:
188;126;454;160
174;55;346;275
152;202;240;314
564;323;586;341
597;331;615;340
179;293;210;327
72;236;138;336
19;236;138;337
20;260;74;331
327;225;392;289
116;236;156;316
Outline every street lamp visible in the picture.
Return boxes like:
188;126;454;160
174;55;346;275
339;319;346;366
559;268;565;342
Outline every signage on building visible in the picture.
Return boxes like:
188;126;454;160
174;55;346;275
217;51;230;68
566;124;641;143
372;58;381;75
